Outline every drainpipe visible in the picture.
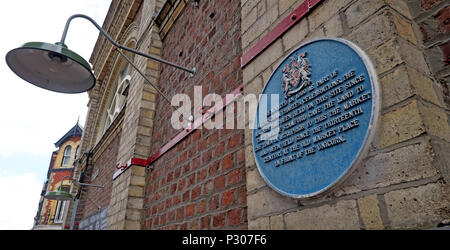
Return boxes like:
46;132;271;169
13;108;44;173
69;150;92;230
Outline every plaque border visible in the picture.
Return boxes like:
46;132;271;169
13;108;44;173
252;38;381;199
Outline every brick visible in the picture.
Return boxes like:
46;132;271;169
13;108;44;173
176;206;184;221
257;0;266;17
357;195;384;230
380;65;415;108
247;168;266;192
397;38;430;75
236;148;245;164
227;209;242;226
222;189;235;208
282;16;309;53
324;14;344;37
242;0;259;18
228;169;241;185
336;138;439;196
392;14;418;45
279;0;297;14
192;186;202;200
247;187;297;219
214;175;226;191
200;215;211;229
197;199;207;214
419;104;450;141
344;0;385;28
209;195;219;211
228;133;242;150
249;216;270;230
125;220;140;230
213;213;225;228
187;173;196;186
384;182;450;229
129;186;144;197
377;100;426;148
245;145;256;167
285;200;360;229
242;5;279;50
251;39;284;79
385;0;413;20
270;215;284;230
222;153;234;171
242;6;257;33
214;141;226;157
238;186;247;204
130;175;146;187
308;0;352;31
189;219;199;230
186;204;195;218
347;10;397;50
197;168;208;183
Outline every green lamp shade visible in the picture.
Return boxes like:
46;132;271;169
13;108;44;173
44;187;73;201
5;42;95;94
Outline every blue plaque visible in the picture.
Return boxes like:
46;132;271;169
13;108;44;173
253;38;380;198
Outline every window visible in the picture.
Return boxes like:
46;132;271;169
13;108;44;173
53;185;69;223
96;62;131;142
62;146;72;166
53;200;66;223
75;145;80;160
103;64;130;133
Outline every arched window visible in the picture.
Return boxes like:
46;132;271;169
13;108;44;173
75;146;80;160
62;146;72;166
96;62;131;143
103;64;130;133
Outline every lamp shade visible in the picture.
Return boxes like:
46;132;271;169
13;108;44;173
44;187;73;201
5;42;95;93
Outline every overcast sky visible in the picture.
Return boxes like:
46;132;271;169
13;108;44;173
0;0;111;230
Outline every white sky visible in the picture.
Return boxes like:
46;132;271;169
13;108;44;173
0;0;111;230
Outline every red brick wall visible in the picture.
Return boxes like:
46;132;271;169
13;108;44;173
409;0;450;106
142;0;247;230
79;134;121;220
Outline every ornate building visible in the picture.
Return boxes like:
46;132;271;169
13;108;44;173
32;123;82;230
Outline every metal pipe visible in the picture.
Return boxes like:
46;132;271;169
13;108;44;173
60;14;196;76
69;199;78;230
75;182;104;189
116;48;172;105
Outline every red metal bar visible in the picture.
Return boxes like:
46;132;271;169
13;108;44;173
241;0;323;68
113;84;244;180
113;157;148;180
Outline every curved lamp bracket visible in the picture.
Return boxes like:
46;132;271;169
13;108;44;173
60;14;196;76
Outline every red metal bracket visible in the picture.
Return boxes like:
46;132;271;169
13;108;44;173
113;157;149;180
241;0;322;68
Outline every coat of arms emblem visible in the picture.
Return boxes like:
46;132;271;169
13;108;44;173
281;52;311;99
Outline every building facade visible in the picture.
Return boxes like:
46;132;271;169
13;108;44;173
33;123;82;230
66;0;449;230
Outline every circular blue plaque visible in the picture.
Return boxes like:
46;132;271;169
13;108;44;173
252;38;380;198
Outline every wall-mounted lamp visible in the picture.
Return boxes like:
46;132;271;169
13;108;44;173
5;14;196;94
44;175;104;201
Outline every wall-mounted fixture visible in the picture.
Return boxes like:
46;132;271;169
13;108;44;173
44;175;104;201
5;14;196;94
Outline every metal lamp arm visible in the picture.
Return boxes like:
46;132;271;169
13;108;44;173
60;14;196;76
59;175;104;189
75;182;104;189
